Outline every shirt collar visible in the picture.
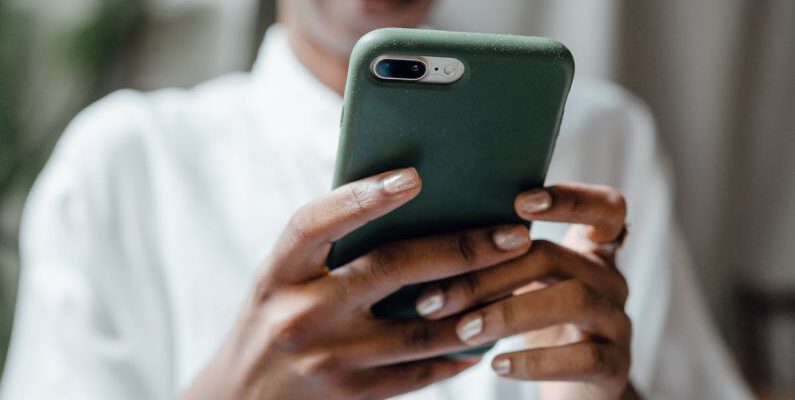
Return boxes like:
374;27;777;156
247;24;343;165
251;24;343;122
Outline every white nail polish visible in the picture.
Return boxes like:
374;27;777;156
494;358;512;376
521;190;552;214
458;316;483;342
492;227;530;251
416;291;444;316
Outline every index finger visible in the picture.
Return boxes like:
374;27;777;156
328;224;532;307
515;183;627;243
268;168;422;284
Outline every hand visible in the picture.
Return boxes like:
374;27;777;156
414;183;636;400
183;168;535;400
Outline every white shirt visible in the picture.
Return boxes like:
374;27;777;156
1;25;753;400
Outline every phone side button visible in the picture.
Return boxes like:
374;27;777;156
340;106;345;128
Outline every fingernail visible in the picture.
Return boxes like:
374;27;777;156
521;190;552;214
457;315;483;342
492;226;530;251
382;169;419;194
493;358;512;376
416;289;445;316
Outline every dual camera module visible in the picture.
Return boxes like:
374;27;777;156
371;55;465;84
374;59;427;80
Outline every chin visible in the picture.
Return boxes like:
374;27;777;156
291;0;435;56
360;0;424;14
343;0;434;31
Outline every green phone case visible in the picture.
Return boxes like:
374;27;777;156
328;28;574;344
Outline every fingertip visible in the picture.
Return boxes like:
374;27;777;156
456;314;485;344
399;166;422;185
381;167;422;195
415;287;445;317
515;188;553;216
492;356;512;376
491;225;532;251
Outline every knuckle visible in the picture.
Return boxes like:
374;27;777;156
402;322;435;351
565;281;596;310
616;312;633;342
346;183;379;216
581;342;606;374
253;263;278;304
456;231;480;266
568;190;585;214
304;349;342;376
497;301;516;331
271;317;310;350
366;246;405;281
271;317;308;349
286;209;320;246
614;272;630;304
520;352;541;374
326;274;354;302
458;273;481;300
269;298;322;350
254;278;275;304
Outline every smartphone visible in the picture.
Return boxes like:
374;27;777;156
328;28;574;326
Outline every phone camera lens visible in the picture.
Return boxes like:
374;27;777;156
376;60;393;78
374;59;426;80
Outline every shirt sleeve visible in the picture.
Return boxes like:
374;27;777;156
0;91;174;400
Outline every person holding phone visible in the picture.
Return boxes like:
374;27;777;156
1;1;752;400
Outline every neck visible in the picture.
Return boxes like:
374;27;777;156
284;24;350;96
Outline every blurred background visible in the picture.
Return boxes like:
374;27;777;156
0;0;793;397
